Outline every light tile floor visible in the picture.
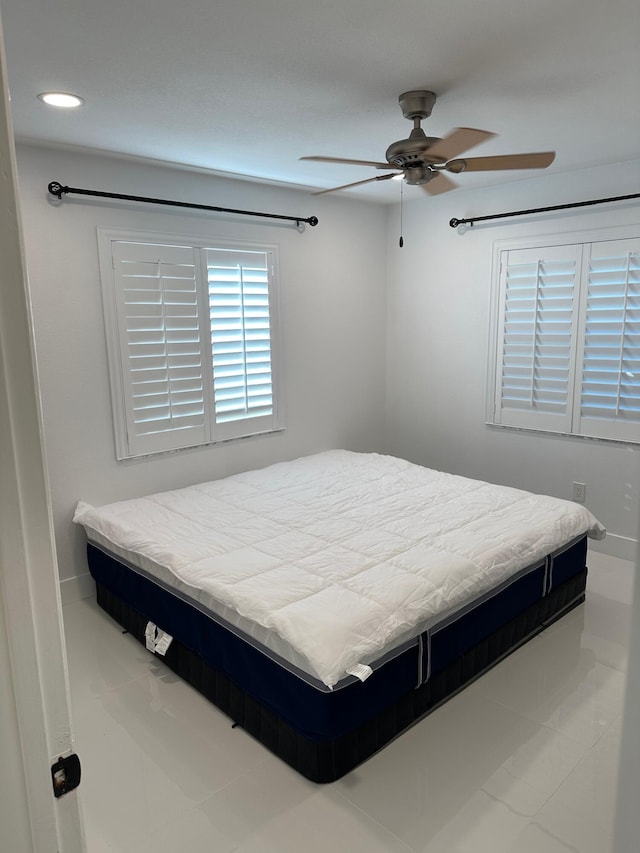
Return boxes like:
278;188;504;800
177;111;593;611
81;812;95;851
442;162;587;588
63;550;634;852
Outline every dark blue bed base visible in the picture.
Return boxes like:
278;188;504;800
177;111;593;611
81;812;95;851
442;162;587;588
87;536;588;782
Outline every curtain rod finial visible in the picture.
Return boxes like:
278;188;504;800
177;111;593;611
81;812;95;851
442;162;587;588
48;181;66;199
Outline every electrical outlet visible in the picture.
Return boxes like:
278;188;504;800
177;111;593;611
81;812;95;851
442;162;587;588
572;482;586;503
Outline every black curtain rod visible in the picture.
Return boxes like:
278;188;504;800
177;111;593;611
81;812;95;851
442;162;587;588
47;181;318;229
449;192;640;229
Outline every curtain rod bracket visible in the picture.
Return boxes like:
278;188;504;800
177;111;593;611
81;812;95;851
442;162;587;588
47;181;319;229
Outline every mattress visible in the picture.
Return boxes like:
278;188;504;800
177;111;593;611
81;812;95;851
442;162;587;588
74;450;605;780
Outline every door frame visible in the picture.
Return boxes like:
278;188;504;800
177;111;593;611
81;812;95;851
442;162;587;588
0;9;85;852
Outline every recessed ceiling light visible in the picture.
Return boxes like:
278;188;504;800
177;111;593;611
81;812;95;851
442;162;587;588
37;92;84;108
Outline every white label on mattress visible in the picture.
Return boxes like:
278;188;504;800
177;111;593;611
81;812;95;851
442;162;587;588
346;663;373;682
145;622;157;652
154;631;173;657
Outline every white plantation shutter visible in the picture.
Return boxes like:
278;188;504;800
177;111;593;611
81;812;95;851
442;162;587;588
99;230;283;459
577;238;640;441
110;241;208;456
206;248;277;437
495;245;580;432
490;231;640;444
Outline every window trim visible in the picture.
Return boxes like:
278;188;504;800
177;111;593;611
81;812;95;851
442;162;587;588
97;227;285;460
486;223;640;445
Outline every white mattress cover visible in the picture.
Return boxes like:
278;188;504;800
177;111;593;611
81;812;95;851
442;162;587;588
74;451;605;688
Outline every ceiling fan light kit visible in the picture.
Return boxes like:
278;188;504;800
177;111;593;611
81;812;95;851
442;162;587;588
301;90;555;196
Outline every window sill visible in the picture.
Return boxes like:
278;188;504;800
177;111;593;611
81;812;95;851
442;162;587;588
485;421;640;448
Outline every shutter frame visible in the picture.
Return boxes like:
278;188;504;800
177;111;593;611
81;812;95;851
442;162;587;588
98;229;284;459
494;245;581;434
206;247;281;441
488;229;640;445
108;240;208;458
575;238;640;442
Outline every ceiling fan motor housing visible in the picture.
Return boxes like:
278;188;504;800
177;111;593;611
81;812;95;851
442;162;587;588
385;134;442;169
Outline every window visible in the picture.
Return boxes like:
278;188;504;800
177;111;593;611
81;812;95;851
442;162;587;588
98;230;283;459
488;230;640;443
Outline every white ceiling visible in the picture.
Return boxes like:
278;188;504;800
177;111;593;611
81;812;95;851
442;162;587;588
2;0;639;202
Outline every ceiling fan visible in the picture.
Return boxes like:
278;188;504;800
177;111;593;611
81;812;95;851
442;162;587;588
301;90;555;196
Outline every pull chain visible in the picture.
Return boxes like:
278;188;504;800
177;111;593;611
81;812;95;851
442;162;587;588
399;180;404;248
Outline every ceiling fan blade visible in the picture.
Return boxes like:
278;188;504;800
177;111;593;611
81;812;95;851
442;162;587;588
312;173;399;195
301;155;391;169
422;172;458;195
425;128;496;162
451;151;556;171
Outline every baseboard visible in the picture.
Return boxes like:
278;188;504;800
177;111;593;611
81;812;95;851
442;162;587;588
588;532;638;563
60;572;94;606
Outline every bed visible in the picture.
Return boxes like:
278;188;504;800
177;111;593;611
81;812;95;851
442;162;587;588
74;450;605;782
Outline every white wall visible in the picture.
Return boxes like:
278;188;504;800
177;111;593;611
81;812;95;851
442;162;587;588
15;141;640;590
386;159;640;559
15;144;388;588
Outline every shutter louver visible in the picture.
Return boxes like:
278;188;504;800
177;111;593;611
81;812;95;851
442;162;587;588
207;249;274;425
112;242;207;455
496;246;579;432
578;239;640;441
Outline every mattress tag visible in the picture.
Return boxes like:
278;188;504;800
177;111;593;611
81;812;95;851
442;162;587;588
346;663;373;682
154;631;173;657
145;622;157;652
